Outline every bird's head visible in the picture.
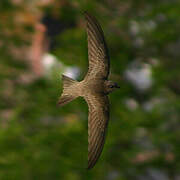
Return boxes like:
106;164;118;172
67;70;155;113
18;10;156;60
104;80;120;94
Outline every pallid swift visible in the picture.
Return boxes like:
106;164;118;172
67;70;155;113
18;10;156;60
58;12;120;169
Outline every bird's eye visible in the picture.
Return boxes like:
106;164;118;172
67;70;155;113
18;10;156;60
109;85;114;88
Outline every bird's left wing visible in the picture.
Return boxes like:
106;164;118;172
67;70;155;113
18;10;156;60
84;93;109;169
84;12;110;80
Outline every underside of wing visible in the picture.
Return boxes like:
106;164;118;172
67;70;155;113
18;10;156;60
84;94;109;169
84;12;110;80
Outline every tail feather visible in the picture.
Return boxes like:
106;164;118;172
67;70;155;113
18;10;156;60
62;75;77;90
58;75;78;106
58;95;76;106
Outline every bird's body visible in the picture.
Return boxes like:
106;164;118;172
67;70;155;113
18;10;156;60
82;79;105;95
58;12;119;169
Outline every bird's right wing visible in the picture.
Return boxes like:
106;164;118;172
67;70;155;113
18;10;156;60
84;12;110;80
84;93;109;169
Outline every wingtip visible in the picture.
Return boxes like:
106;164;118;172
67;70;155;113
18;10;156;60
87;158;97;170
83;10;88;15
83;11;89;19
83;11;93;20
87;163;94;170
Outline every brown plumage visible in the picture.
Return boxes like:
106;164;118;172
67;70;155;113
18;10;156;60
58;11;120;169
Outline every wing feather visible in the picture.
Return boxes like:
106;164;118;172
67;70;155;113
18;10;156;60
84;94;109;169
84;12;110;80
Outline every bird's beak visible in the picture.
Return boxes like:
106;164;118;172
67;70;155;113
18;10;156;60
116;85;120;88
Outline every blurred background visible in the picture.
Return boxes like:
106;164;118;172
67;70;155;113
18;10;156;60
0;0;180;179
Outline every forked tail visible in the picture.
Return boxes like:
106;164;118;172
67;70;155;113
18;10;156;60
58;75;78;106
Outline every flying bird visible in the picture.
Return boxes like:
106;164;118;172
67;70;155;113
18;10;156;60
58;11;120;169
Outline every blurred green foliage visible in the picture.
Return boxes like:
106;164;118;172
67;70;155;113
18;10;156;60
0;0;180;179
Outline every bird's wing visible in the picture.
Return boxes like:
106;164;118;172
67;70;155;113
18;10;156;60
84;12;110;80
84;93;109;169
